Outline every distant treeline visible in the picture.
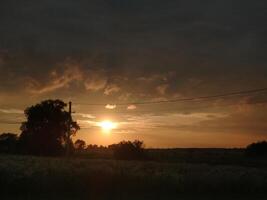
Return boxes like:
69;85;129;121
1;131;267;162
1;99;267;161
0;132;147;160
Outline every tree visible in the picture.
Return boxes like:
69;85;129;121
19;99;80;156
246;141;267;157
108;140;147;160
0;133;18;154
74;139;86;151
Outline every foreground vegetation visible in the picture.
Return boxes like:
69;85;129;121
0;153;267;199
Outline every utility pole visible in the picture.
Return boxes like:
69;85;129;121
66;101;72;156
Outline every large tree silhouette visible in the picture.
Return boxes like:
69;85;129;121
19;100;80;156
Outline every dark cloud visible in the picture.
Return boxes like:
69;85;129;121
0;0;266;96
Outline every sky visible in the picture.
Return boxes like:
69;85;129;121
0;0;267;148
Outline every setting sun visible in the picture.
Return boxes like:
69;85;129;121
98;120;117;132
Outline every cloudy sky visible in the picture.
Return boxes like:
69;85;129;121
0;0;267;147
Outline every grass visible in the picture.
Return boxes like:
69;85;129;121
148;148;267;167
0;151;267;199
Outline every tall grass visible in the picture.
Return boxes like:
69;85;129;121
0;154;267;199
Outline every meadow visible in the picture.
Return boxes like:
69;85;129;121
0;149;267;199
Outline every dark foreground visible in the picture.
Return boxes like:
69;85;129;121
0;151;267;200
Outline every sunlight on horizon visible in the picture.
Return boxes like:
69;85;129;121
98;120;118;133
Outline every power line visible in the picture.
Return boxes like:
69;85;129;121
0;88;267;126
71;99;267;116
0;121;22;124
75;87;267;106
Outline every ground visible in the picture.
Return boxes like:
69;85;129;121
0;149;267;199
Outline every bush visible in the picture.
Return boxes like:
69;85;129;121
109;140;147;160
74;139;86;151
246;141;267;157
0;133;18;154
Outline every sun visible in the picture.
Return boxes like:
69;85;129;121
98;120;117;133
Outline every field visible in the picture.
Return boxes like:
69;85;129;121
0;149;267;199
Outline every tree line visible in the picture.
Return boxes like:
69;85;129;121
0;99;267;159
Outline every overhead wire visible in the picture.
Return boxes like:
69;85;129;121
0;87;267;125
75;87;267;106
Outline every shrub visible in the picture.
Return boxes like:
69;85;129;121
109;140;147;160
246;141;267;157
0;133;18;154
74;139;86;151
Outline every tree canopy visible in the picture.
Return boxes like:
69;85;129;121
19;99;80;156
108;140;147;160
